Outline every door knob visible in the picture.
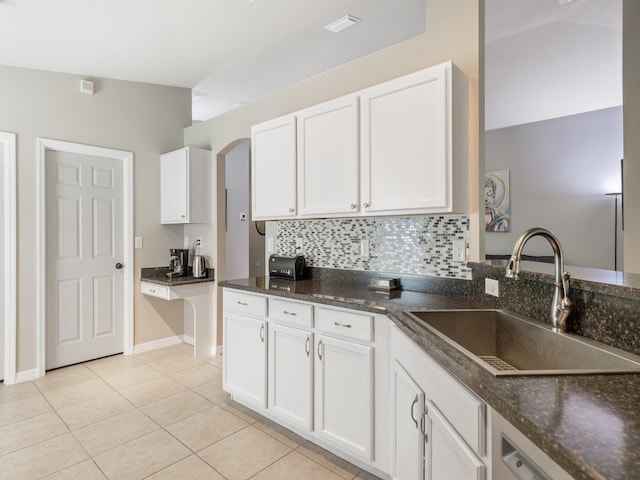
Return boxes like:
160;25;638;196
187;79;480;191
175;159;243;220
115;262;123;269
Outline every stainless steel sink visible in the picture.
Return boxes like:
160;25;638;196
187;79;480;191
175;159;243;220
406;309;640;376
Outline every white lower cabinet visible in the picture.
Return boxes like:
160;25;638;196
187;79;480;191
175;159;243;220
315;334;373;460
391;325;487;480
428;401;486;480
223;312;267;408
223;288;491;480
392;360;426;480
268;322;313;430
222;290;268;409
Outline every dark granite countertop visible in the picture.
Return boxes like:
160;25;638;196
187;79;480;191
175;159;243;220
141;266;215;286
220;276;640;480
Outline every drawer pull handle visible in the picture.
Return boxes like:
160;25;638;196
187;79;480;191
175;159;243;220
259;324;265;343
305;336;310;356
283;310;297;316
149;289;156;293
237;301;248;306
317;340;323;360
334;321;352;328
410;395;419;428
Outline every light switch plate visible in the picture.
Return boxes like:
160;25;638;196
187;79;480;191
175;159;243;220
485;278;500;297
134;236;143;249
453;239;466;262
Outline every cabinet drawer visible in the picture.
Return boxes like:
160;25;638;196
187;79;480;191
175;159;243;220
270;298;313;328
223;289;268;317
141;282;176;300
316;307;373;342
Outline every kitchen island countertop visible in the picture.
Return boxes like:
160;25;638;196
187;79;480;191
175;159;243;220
221;276;640;480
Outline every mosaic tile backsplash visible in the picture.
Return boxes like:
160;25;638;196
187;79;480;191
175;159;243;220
275;215;471;280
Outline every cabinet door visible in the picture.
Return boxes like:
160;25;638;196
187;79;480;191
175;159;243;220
427;401;485;480
392;360;426;480
268;323;313;431
160;148;188;223
298;95;359;216
315;334;373;460
360;63;450;214
251;115;297;220
223;312;267;408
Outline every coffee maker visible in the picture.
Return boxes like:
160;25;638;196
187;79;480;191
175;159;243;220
167;248;189;277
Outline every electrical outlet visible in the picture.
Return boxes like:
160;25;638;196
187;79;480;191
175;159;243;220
295;237;303;253
485;278;500;297
267;237;274;253
360;239;370;257
453;239;466;262
196;237;203;249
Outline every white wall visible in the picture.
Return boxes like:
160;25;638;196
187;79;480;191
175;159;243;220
224;141;250;280
485;107;623;269
0;66;191;374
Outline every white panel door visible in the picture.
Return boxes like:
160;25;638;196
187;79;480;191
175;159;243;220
315;335;373;460
298;95;360;216
223;312;267;408
0;143;4;381
392;360;426;480
46;150;124;369
251;115;297;220
427;401;485;480
160;148;188;223
360;64;450;214
268;323;313;430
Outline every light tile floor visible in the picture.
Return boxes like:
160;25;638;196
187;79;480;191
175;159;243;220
0;344;381;480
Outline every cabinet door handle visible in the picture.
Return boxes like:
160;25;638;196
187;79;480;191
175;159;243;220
283;310;297;316
317;339;323;360
363;202;370;208
305;336;310;357
410;395;419;428
237;300;248;306
334;321;352;328
181;214;186;218
420;409;429;443
350;203;357;210
289;208;295;213
259;324;265;343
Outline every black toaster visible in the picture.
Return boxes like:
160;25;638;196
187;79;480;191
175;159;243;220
269;255;306;280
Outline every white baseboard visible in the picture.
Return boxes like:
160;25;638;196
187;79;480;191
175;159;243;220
181;335;194;346
133;335;183;354
15;368;41;383
212;344;224;356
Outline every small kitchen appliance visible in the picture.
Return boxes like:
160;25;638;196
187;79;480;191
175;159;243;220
167;248;189;277
192;239;206;278
269;255;306;280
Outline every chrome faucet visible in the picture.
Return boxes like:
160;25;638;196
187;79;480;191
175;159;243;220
505;227;572;333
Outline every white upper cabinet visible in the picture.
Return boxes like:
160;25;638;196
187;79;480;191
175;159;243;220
297;95;360;216
251;115;297;220
360;63;461;215
250;61;468;220
160;147;211;224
